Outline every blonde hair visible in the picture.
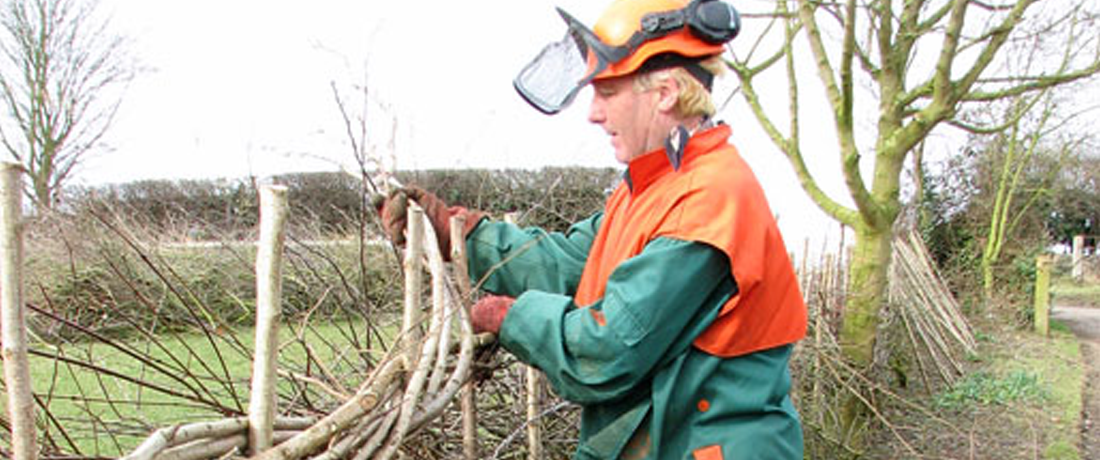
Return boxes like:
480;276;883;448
634;56;725;118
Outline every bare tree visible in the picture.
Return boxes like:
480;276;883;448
727;0;1100;444
0;0;135;210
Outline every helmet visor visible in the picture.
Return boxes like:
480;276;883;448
514;9;623;115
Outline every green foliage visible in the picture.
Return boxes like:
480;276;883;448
1045;153;1100;247
916;149;984;304
933;370;1046;409
917;129;1078;307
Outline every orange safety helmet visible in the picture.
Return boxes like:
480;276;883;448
591;0;728;81
514;0;740;114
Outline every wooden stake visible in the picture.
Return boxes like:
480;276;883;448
504;212;544;460
1034;254;1052;337
0;162;37;460
1073;235;1085;282
249;185;289;454
402;203;425;358
450;215;479;460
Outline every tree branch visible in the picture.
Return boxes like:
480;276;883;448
953;0;1036;98
728;1;860;226
799;0;875;223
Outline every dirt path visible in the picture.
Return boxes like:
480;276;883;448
1051;305;1100;460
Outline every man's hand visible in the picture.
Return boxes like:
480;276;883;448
470;295;515;335
373;188;414;246
373;186;485;259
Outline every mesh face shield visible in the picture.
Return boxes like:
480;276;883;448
512;32;590;115
513;0;740;115
513;9;629;115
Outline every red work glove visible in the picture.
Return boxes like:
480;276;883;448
373;187;486;260
470;295;515;335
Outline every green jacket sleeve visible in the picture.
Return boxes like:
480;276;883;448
466;213;602;297
496;237;737;405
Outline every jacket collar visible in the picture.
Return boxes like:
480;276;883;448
623;123;731;195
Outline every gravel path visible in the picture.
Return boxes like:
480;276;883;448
1051;305;1100;460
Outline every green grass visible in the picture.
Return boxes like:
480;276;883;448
16;319;397;457
1004;325;1083;460
927;323;1084;459
934;369;1047;408
1052;278;1100;307
1029;326;1086;460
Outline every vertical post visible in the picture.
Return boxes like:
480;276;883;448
1034;254;1052;337
450;215;478;460
1;162;37;460
402;204;425;359
526;367;544;460
249;185;289;454
1072;235;1085;283
504;212;543;460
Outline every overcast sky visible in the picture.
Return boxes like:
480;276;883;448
84;0;612;181
78;0;868;248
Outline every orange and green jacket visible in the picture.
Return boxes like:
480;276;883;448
467;124;807;459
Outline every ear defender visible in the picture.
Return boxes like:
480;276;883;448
687;0;741;45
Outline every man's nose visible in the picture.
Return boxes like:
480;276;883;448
587;98;605;125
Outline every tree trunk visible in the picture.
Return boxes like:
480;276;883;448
981;254;996;302
840;223;893;368
836;221;893;446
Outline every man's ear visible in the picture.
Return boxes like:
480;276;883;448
655;73;680;113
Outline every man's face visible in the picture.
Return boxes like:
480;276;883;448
587;75;661;164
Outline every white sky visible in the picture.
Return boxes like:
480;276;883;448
79;0;872;250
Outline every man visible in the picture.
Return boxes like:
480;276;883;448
378;0;807;458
